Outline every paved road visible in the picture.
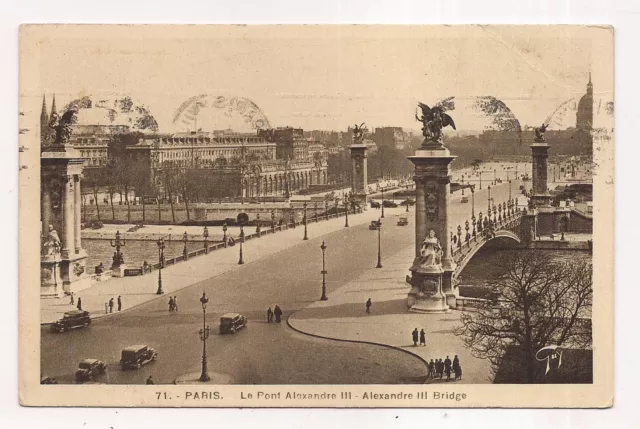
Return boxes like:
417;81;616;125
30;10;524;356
41;214;428;385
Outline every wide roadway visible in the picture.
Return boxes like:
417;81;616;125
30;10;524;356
41;212;427;385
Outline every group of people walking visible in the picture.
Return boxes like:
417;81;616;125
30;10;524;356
412;328;427;346
427;355;462;381
168;296;179;312
267;305;283;323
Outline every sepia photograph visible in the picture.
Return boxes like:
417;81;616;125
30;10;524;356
18;24;613;408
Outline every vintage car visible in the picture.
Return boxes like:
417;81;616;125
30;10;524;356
382;200;398;208
40;375;58;385
397;217;409;226
460;197;469;203
219;313;247;335
368;220;381;230
369;200;381;209
50;310;91;333
75;358;107;382
120;345;157;370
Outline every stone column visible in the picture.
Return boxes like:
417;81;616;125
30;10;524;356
62;176;75;259
530;140;551;207
42;181;51;238
349;144;368;209
74;174;82;253
414;177;427;257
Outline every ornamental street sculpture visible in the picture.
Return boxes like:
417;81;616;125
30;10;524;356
418;230;443;270
534;123;548;141
352;122;366;144
48;110;78;146
415;100;456;146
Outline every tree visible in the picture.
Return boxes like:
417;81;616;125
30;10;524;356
455;250;592;383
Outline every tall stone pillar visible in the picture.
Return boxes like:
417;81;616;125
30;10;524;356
74;174;82;252
406;143;456;313
349;143;368;210
41;142;90;297
530;138;552;207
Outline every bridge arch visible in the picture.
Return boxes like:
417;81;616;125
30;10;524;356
453;230;521;278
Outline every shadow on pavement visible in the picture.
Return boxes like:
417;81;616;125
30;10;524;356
292;299;408;320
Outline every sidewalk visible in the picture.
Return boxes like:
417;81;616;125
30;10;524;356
288;244;493;384
41;206;408;324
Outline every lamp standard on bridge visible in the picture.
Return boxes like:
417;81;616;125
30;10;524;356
320;241;328;301
238;225;245;265
380;187;385;218
182;231;189;260
110;230;126;269
471;186;476;218
156;238;165;295
198;292;210;382
303;202;309;240
203;226;209;254
487;185;492;212
376;218;383;268
344;196;350;228
478;171;483;190
461;174;465;195
222;223;228;248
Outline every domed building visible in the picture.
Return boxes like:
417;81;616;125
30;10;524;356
576;73;594;132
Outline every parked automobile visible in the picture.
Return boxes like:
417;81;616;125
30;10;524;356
219;313;248;335
75;359;107;382
120;345;157;370
382;200;398;208
40;375;58;385
50;310;91;333
370;200;381;209
397;217;409;226
368;220;381;230
399;198;415;206
460;197;469;203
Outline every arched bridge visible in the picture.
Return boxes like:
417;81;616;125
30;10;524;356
450;202;524;278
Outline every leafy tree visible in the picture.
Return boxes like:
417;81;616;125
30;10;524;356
455;250;592;383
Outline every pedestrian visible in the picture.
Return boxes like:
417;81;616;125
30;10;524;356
70;292;74;306
428;359;435;378
173;296;178;312
274;305;283;323
365;298;372;314
108;298;114;313
412;328;419;346
146;375;154;385
267;307;273;323
444;356;452;381
453;355;460;372
117;295;122;311
104;302;109;314
77;297;82;311
419;329;426;346
168;297;174;312
437;359;444;379
454;364;462;381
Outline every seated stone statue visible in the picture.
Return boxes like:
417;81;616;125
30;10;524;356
419;230;443;267
42;225;61;256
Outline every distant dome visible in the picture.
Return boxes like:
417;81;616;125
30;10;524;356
63;94;159;133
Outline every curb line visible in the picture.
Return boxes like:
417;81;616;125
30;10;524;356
286;312;430;384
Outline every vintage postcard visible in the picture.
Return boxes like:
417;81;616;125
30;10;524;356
19;25;613;408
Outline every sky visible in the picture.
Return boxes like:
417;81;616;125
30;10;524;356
27;25;614;133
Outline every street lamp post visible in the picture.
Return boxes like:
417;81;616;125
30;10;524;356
182;231;188;260
110;231;126;269
203;226;209;254
381;187;385;218
198;292;210;382
303;202;309;240
271;210;276;232
344;197;349;228
487;185;492;212
325;201;329;221
376;219;383;268
256;213;261;236
222;223;228;248
320;241;328;301
462;174;465;195
238;225;245;265
156;238;165;295
471;186;475;217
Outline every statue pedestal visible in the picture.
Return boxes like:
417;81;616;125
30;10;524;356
41;254;65;298
111;264;128;278
61;249;91;294
407;261;450;314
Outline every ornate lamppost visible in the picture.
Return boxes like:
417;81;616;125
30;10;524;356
303;202;308;240
487;185;492;212
471;185;476;217
238;225;245;265
256;213;261;236
457;225;462;250
156;238;165;295
465;220;470;244
376;218;383;268
110;231;126;269
198;292;210;382
380;187;385;218
461;174;465;195
320;241;328;301
182;231;189;260
344;197;349;228
222;223;228;248
203;226;209;254
479;171;483;190
325;200;329;221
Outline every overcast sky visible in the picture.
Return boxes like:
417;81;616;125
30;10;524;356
28;25;613;133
